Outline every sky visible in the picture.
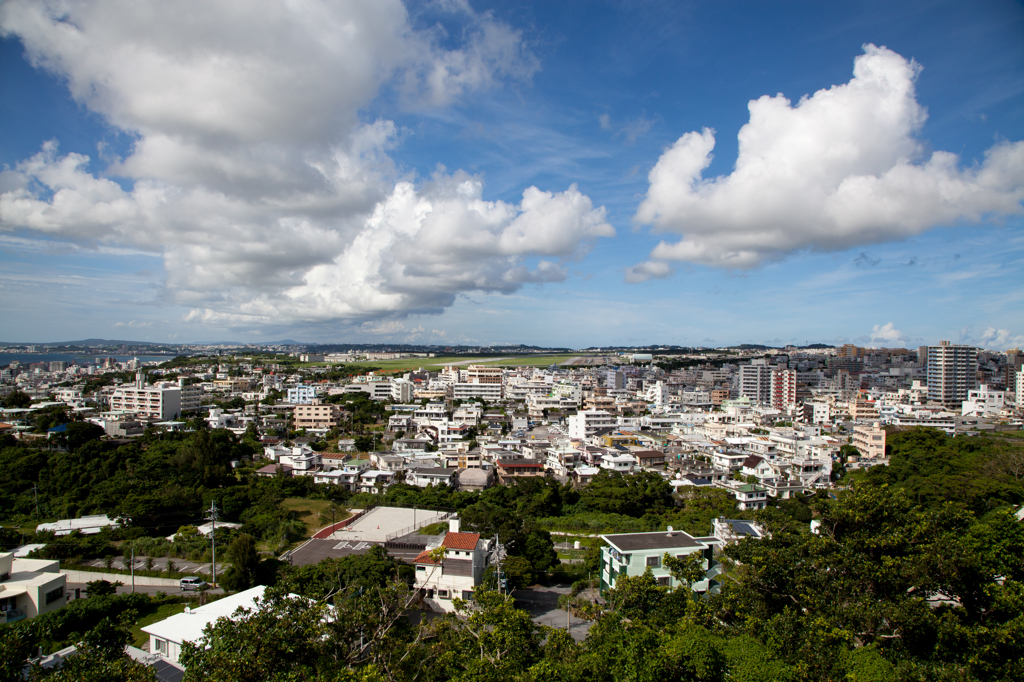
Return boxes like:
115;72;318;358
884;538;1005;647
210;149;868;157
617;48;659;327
1;0;1023;349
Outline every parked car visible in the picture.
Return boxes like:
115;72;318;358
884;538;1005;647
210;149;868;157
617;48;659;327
179;577;208;591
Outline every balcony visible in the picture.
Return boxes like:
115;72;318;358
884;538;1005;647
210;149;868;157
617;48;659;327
3;608;26;623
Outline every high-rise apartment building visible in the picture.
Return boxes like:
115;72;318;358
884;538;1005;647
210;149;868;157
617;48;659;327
770;369;797;411
739;360;771;405
927;341;978;405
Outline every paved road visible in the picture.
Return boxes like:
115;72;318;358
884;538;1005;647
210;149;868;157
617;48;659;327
65;582;226;599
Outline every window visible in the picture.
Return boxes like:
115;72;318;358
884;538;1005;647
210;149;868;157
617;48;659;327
416;566;426;571
657;577;670;587
45;587;63;605
438;589;450;599
646;555;661;568
154;639;167;654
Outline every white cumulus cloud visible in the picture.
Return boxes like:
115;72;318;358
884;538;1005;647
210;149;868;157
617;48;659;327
979;327;1024;351
633;44;1024;269
0;0;595;329
868;322;906;347
624;260;674;283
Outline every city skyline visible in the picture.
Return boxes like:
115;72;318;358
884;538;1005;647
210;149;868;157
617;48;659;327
1;1;1023;349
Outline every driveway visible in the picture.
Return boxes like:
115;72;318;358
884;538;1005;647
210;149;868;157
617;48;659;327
512;585;592;642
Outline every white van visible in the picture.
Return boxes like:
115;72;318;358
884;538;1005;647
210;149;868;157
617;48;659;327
179;577;208;591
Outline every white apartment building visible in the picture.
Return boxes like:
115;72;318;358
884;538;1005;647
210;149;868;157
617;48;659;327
1018;371;1024;409
739;361;772;406
927;341;978;405
961;384;1005;417
287;384;320;405
644;380;669;407
109;373;199;421
391;378;415;403
550;382;583;405
453;365;503;402
568;409;616;439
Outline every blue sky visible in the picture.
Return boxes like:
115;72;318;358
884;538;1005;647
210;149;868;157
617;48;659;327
1;0;1022;349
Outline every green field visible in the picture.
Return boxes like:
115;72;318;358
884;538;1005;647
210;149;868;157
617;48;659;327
281;498;350;536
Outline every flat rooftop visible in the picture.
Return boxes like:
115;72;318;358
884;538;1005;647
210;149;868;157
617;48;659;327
602;531;704;552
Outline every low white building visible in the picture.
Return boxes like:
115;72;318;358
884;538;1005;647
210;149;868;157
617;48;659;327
0;552;67;624
142;585;272;666
37;514;120;536
961;384;1005;417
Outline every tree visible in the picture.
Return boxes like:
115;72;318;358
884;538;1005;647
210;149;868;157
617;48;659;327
2;388;32;408
87;579;122;596
579;469;674;517
221;533;259;591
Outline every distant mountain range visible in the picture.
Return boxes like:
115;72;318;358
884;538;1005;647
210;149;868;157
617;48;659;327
1;338;836;352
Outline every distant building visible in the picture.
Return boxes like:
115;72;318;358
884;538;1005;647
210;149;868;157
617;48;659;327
109;373;201;420
739;360;771;405
927;341;978;405
287;384;320;405
770;369;797;411
851;423;886;459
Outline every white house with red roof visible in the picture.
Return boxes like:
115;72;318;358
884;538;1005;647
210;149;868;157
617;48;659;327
413;518;493;612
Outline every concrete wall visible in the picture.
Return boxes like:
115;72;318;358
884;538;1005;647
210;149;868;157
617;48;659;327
60;569;181;587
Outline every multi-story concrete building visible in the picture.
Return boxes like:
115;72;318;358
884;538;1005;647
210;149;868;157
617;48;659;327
414;519;494;612
390;378;415;403
287;384;320;405
739;360;771;406
852;422;886;459
109;373;198;421
961;384;1005;417
599;530;719;593
927;341;978;405
453;365;503;402
568;409;615;439
770;369;797;412
293;401;342;431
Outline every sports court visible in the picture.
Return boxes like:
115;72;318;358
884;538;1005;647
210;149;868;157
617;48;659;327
328;506;450;543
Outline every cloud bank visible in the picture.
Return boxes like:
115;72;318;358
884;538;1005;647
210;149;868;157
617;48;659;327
634;44;1024;271
0;0;608;327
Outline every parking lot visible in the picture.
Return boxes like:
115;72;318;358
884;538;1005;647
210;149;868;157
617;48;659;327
81;555;224;576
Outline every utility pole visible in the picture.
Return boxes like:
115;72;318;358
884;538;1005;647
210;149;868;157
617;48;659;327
131;546;135;593
206;500;219;586
33;483;39;518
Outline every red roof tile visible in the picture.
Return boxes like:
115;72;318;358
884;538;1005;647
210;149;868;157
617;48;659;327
442;532;480;551
413;550;438;565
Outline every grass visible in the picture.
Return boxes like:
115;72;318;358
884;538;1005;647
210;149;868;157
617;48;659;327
131;602;188;647
281;498;350;536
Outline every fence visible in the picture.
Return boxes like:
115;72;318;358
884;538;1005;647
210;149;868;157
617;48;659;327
383;510;456;542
